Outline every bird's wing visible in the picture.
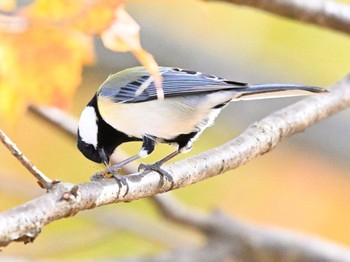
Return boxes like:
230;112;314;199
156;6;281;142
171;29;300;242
98;67;248;103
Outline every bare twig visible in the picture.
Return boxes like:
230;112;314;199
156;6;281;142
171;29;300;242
0;129;54;190
212;0;350;36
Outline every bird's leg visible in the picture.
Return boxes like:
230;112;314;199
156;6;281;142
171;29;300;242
92;148;132;195
100;138;156;195
105;154;142;196
147;150;181;167
109;154;141;172
138;150;181;190
97;153;152;196
101;136;155;174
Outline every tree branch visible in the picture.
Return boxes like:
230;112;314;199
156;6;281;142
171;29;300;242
30;106;78;137
212;0;350;36
0;129;54;190
1;74;349;250
124;195;350;262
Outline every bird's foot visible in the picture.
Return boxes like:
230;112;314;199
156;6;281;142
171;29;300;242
138;163;174;191
93;168;129;196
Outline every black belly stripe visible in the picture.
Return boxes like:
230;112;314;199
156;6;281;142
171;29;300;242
163;131;198;149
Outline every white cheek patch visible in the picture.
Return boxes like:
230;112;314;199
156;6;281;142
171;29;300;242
78;106;98;148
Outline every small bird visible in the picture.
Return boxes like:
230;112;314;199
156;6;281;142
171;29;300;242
77;66;326;183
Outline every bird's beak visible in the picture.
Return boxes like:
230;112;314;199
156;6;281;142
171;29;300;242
98;148;110;167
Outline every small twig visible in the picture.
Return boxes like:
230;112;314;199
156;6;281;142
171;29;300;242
0;129;54;190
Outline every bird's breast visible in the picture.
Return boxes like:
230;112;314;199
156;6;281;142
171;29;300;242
97;96;220;141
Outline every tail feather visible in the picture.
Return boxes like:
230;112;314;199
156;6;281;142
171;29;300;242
235;84;327;101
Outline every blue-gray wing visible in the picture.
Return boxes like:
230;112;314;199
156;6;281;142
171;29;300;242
98;67;248;103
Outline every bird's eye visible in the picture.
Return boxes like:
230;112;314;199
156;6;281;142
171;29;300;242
84;144;94;151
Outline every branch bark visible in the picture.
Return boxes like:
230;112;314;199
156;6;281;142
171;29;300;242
212;0;350;36
1;74;349;248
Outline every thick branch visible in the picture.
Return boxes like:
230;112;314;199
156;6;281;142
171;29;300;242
213;0;350;36
1;75;350;248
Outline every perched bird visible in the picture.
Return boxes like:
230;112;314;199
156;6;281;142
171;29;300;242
77;66;326;182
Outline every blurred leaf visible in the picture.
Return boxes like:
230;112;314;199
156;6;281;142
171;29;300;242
0;0;15;12
24;0;124;34
0;0;160;122
71;0;123;34
0;22;93;121
22;0;84;20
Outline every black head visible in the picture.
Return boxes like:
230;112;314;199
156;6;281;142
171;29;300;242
77;95;135;165
77;130;105;163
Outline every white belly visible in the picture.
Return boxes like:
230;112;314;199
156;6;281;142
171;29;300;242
97;96;222;140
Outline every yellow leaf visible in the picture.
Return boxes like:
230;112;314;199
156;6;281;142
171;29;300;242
0;84;26;121
0;0;160;122
71;0;124;34
0;23;94;120
0;0;16;12
24;0;124;34
23;0;84;21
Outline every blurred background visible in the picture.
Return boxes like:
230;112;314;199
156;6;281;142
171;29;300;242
1;0;350;260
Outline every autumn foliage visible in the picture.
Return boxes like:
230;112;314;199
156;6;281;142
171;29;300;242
0;0;160;121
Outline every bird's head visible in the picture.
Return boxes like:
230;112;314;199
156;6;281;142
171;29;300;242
77;102;110;165
77;95;118;166
77;94;137;166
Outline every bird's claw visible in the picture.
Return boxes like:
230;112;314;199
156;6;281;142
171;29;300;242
138;163;174;191
93;168;129;196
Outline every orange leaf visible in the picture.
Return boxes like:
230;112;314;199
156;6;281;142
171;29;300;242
0;0;160;122
0;22;94;120
23;0;124;34
71;0;124;34
23;0;79;19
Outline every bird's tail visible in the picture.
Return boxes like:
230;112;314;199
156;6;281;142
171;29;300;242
235;84;327;101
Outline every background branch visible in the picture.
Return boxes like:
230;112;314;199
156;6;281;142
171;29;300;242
213;0;350;36
1;74;349;251
123;195;350;262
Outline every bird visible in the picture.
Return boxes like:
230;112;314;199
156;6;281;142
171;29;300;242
77;66;327;185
